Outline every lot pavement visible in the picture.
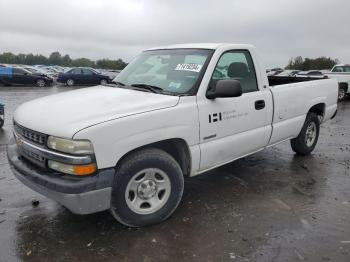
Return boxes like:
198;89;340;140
0;85;349;262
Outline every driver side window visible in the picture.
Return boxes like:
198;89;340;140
211;50;258;93
13;68;25;75
82;69;94;75
71;69;82;74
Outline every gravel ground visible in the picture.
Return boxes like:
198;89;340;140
0;85;349;262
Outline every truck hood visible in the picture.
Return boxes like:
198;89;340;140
14;86;179;138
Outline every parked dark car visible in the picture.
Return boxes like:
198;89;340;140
57;67;111;86
0;67;53;87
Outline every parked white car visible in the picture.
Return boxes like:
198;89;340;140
8;43;338;227
296;71;325;78
325;65;350;101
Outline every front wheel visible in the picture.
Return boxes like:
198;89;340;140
291;113;320;155
36;79;46;87
0;118;4;128
110;148;184;227
66;79;74;86
338;86;347;101
100;79;108;85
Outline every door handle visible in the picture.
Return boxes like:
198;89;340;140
255;100;265;110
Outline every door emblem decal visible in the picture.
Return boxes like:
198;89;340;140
209;113;222;123
208;110;248;123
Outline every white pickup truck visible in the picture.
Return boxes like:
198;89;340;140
8;44;338;227
325;64;350;101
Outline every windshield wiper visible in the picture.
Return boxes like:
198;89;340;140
112;81;126;87
130;84;164;94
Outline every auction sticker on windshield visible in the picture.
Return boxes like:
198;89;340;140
175;63;202;72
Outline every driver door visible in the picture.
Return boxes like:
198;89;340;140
197;50;272;171
81;68;96;84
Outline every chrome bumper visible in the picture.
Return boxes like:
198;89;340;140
7;143;114;214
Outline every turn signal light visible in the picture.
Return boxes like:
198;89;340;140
73;164;97;176
48;160;96;176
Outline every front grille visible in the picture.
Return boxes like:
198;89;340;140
22;147;45;162
14;122;47;145
20;146;46;168
14;122;48;168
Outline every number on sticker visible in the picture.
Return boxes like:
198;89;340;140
175;63;202;73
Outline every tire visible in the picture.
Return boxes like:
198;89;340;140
338;86;347;101
100;79;108;85
66;79;74;86
110;148;184;227
36;79;46;87
291;113;320;155
0;118;3;128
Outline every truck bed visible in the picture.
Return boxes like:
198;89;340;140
268;75;328;86
268;78;338;145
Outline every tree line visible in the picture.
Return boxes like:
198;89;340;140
0;51;340;72
0;51;127;70
285;56;339;71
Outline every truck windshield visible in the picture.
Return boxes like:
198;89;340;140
332;66;350;73
114;49;213;95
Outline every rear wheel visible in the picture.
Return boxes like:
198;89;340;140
338;86;347;101
36;79;46;87
0;118;3;128
291;113;320;155
100;79;108;85
110;148;184;227
66;79;74;86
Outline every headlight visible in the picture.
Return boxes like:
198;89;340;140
47;136;94;155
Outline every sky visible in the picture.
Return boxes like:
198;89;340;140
0;0;349;68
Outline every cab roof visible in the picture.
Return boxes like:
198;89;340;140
146;43;253;51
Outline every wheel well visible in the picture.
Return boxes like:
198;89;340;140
116;139;192;177
339;82;348;91
308;103;325;118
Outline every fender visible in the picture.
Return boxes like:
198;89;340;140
73;96;200;171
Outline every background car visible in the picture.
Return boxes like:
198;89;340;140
35;66;60;79
99;69;121;80
276;70;301;76
267;67;284;76
57;67;111;86
29;66;58;79
295;70;326;78
0;67;53;87
22;66;53;79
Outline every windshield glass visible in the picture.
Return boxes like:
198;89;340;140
114;49;213;95
25;68;36;73
333;66;350;72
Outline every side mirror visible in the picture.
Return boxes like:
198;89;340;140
206;79;243;99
